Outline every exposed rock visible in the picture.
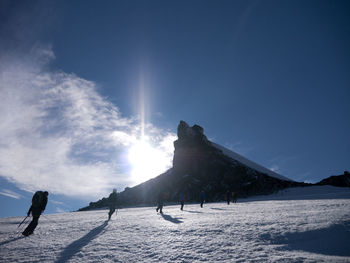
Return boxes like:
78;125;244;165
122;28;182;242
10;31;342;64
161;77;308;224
316;171;350;187
80;121;308;210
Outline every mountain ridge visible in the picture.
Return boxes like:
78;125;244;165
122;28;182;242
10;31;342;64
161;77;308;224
80;121;311;211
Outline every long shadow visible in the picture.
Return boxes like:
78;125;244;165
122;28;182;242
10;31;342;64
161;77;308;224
0;221;22;225
261;221;350;257
161;213;183;224
55;221;108;263
211;207;227;211
185;210;203;214
0;236;24;246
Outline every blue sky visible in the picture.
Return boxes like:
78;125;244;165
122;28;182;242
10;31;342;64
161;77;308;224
0;0;349;218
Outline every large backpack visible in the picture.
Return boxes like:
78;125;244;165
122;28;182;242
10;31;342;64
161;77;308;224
32;191;44;208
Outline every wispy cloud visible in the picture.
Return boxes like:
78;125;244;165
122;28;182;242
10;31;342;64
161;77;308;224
0;189;22;199
294;172;314;183
50;199;65;205
269;164;280;173
265;157;291;177
267;156;312;181
0;47;176;200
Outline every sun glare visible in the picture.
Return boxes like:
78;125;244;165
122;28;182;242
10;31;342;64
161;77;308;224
128;140;170;184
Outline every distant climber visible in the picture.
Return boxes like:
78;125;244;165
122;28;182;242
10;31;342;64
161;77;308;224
200;190;206;208
226;190;231;205
156;192;166;214
179;192;185;210
232;192;238;203
22;191;48;236
108;189;118;220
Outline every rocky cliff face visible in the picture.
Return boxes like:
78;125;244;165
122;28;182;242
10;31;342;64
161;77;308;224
169;121;304;201
81;121;306;210
173;120;218;174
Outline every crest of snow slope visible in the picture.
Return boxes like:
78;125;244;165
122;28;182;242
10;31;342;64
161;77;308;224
212;142;293;181
0;186;349;263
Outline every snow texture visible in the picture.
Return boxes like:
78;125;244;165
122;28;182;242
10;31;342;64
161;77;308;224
1;186;349;262
212;142;293;182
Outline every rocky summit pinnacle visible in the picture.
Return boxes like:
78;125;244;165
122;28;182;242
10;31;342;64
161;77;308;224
81;121;306;210
173;121;217;173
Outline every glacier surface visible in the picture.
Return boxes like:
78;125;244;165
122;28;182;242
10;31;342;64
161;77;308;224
0;186;349;263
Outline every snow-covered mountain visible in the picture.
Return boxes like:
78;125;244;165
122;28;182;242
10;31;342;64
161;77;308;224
1;186;350;263
212;142;291;182
84;121;305;210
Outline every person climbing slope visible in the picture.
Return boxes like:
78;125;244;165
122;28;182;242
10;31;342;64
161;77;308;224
179;192;185;211
156;192;166;214
22;191;48;236
200;190;206;208
108;189;118;220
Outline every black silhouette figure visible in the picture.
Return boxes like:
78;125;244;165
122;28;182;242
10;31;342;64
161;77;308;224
200;190;206;208
179;192;185;210
232;192;238;203
156;192;166;213
22;191;48;236
226;190;231;205
108;189;118;220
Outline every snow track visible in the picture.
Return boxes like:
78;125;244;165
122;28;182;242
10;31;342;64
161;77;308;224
1;186;350;262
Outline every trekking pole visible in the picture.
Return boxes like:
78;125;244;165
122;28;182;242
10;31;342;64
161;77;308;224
18;216;28;228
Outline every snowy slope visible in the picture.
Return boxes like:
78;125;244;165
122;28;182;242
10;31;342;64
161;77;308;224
212;142;292;181
1;186;350;263
242;185;350;201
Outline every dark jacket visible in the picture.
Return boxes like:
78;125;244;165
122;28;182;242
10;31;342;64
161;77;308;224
28;191;48;217
157;193;166;205
108;192;118;209
200;191;206;201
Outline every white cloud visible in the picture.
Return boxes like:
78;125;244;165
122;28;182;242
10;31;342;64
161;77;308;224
0;189;22;199
0;48;176;200
50;199;65;205
269;165;280;173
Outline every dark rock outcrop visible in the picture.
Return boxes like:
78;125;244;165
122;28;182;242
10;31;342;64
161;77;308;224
80;121;308;210
169;121;305;201
316;171;350;187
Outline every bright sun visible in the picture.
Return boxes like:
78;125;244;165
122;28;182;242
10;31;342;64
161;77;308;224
128;140;170;184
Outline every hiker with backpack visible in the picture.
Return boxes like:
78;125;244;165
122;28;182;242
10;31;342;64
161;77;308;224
22;191;48;236
108;189;118;220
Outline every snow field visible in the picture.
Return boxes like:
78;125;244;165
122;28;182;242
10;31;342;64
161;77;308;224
0;186;350;263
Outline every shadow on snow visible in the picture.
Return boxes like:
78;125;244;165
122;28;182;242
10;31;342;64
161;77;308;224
261;221;350;257
184;210;203;214
210;208;227;211
160;213;183;224
55;220;108;263
0;236;24;246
